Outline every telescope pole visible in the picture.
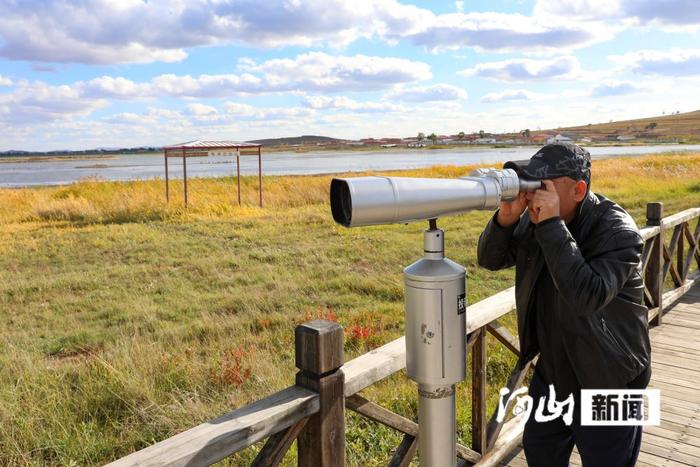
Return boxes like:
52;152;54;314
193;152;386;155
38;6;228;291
405;220;466;467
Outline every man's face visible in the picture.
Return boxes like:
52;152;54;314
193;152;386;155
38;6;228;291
525;176;585;224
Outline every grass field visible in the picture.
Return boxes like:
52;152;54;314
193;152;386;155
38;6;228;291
2;152;700;466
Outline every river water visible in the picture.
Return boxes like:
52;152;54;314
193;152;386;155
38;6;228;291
2;144;699;187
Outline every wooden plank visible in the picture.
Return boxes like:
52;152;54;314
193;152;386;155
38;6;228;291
658;400;700;418
652;340;700;357
105;386;319;467
466;287;516;333
648;378;700;399
661;316;700;330
651;363;700;382
662;309;700;322
342;336;406;397
346;394;417;437
637;450;693;467
252;418;307;467
638;435;700;466
651;334;700;351
640;225;661;241
645;426;700;449
472;327;487;454
658;420;700;439
345;394;481;463
658;393;700;412
295;321;345;467
652;372;699;391
663;241;684;288
682;223;699;283
666;313;700;325
388;434;418;467
486;359;534;451
647;203;664;325
474;412;528;467
651;349;700;371
651;346;700;364
652;322;700;337
661;271;700;308
487;319;520;356
661;207;700;229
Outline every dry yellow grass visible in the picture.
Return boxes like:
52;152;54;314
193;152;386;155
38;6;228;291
1;152;699;465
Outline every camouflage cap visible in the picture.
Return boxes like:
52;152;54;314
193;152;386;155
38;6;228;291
503;142;591;184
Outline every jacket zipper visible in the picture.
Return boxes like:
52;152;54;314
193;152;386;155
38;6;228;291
600;317;643;369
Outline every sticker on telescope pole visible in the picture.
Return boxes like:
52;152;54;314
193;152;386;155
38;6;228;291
457;293;466;315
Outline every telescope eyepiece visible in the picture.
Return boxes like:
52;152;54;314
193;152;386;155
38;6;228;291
330;178;353;227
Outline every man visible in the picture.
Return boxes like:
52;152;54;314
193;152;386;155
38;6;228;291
477;142;651;467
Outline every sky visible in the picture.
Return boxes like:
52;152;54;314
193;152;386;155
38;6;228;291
0;0;699;151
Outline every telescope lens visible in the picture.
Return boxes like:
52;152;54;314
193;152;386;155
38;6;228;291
330;178;353;226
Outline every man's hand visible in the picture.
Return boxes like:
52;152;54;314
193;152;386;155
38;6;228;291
529;179;560;223
497;191;527;227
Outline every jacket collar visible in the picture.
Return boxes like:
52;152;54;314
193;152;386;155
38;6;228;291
568;189;598;235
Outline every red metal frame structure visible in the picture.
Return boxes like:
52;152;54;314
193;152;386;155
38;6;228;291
163;140;263;208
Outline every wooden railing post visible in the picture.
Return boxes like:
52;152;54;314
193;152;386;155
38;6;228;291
646;202;664;325
295;320;345;467
471;326;487;453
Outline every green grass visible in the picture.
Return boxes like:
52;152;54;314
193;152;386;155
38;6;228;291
1;153;700;465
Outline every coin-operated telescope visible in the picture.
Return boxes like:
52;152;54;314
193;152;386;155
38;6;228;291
330;168;541;467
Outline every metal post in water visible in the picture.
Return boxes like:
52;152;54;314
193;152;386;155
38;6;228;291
404;220;466;467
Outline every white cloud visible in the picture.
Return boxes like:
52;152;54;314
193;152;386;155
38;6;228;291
185;103;218;116
0;0;188;65
403;12;611;53
81;76;152;99
534;0;700;29
611;49;700;76
149;73;265;98
0;0;425;65
481;89;538;103
73;53;432;101
589;80;643;97
303;95;406;113
0;75;12;86
386;84;468;102
240;52;432;92
460;56;581;81
222;102;314;121
0;1;614;65
0;81;106;124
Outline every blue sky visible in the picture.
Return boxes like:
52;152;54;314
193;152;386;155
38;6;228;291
0;0;699;151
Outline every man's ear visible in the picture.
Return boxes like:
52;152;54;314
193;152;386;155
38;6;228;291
574;180;587;201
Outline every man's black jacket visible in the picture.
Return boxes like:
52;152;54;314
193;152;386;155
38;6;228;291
477;190;651;389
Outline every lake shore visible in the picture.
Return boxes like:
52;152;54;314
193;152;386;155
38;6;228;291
3;144;700;188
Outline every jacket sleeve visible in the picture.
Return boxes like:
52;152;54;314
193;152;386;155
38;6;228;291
534;216;644;317
477;209;519;271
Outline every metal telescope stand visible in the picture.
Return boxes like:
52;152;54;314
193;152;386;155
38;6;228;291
404;219;467;467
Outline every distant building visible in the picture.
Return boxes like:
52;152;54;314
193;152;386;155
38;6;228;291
547;134;573;144
530;134;551;144
474;138;497;144
617;135;636;141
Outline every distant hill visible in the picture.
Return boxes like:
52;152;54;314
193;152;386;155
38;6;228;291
246;135;343;146
553;110;700;141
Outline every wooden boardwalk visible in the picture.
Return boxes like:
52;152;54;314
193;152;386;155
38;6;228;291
501;285;700;467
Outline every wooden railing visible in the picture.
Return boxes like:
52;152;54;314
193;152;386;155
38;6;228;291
108;202;700;467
